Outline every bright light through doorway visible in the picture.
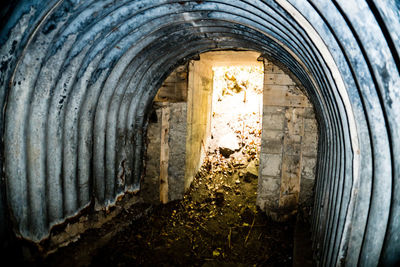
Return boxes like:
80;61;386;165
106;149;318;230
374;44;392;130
208;66;264;161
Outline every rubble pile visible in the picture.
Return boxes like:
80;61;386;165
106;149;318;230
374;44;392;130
89;137;294;266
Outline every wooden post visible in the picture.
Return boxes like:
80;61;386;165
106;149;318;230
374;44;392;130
160;103;170;203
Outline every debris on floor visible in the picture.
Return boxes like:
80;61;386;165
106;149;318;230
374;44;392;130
88;66;294;266
43;66;295;267
89;148;294;266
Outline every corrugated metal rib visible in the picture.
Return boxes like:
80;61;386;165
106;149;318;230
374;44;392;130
0;0;399;265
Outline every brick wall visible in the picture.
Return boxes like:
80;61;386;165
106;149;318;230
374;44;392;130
257;61;318;221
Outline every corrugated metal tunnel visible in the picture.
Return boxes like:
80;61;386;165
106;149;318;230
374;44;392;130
0;0;399;265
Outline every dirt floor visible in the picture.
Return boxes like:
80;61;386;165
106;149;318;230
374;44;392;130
89;152;294;267
40;66;295;266
86;68;295;266
41;149;295;267
38;154;295;267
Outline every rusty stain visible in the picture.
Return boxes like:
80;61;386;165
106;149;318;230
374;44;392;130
116;194;124;202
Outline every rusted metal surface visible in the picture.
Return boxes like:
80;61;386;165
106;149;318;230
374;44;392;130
0;0;399;265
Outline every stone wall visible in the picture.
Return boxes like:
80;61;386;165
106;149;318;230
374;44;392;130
143;55;318;216
143;57;215;203
257;60;318;220
142;64;189;203
142;107;162;203
154;65;188;103
166;103;188;201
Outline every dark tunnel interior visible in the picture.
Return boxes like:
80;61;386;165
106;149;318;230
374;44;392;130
0;0;399;266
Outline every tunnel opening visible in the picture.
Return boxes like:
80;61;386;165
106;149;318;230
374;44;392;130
142;51;318;218
39;50;319;266
82;50;315;266
86;52;298;266
208;64;263;178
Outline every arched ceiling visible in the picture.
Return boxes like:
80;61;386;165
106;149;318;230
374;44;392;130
0;0;399;265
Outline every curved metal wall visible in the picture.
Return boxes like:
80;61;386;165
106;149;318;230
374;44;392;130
0;0;398;265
